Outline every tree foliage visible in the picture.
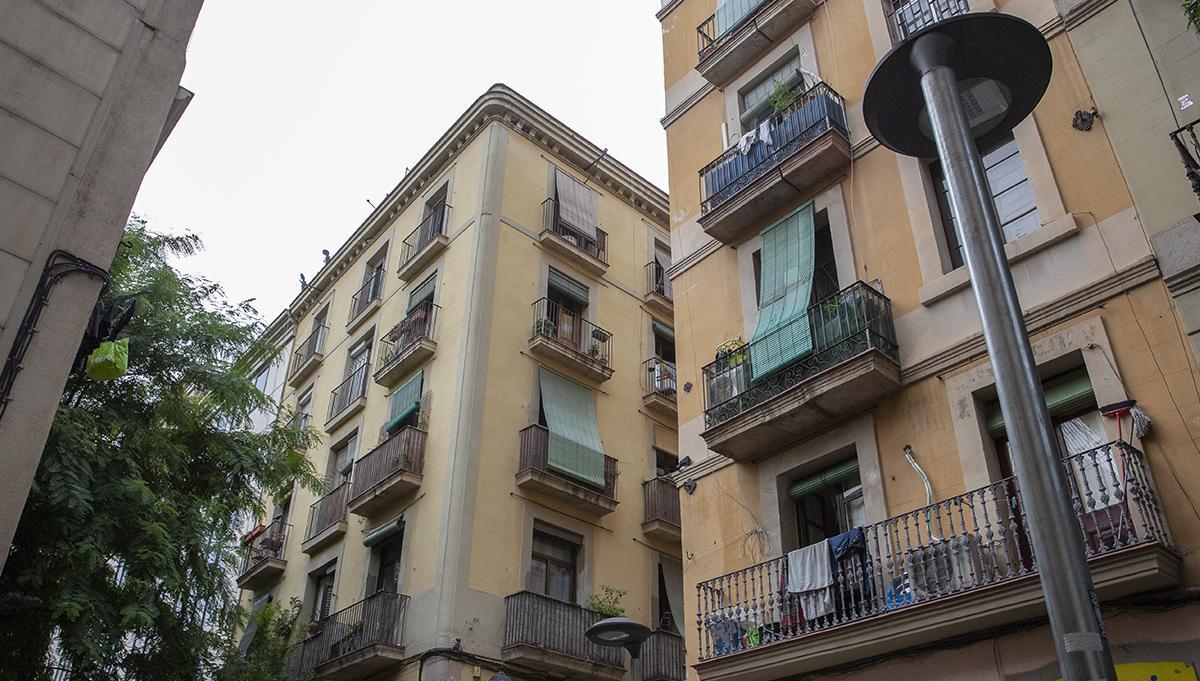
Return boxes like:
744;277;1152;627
213;598;304;681
0;217;320;680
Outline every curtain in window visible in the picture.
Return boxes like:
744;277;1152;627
385;370;423;432
538;367;606;487
750;203;817;379
554;168;598;240
654;240;672;269
661;556;685;634
715;0;767;36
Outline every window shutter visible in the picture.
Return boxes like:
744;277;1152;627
407;275;436;312
715;0;767;36
985;367;1096;439
749;203;817;379
651;319;675;342
554;168;598;239
385;370;423;432
538;367;606;487
548;269;590;306
787;459;860;500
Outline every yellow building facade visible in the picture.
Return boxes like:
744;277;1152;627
237;86;686;681
657;0;1200;679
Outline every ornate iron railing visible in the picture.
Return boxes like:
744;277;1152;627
503;591;626;669
643;477;681;527
542;198;608;263
519;424;618;500
1169;119;1200;203
695;442;1172;660
702;281;897;428
883;0;969;44
348;269;384;321
305;482;349;540
643;629;687;681
328;363;369;422
349;427;426;504
399;201;450;266
647;261;673;299
376;301;438;372
290;590;409;678
643;357;678;398
531;298;613;366
696;0;772;61
239;518;290;575
699;82;847;216
289;325;327;378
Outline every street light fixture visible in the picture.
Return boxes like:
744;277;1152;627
863;13;1118;681
586;617;652;681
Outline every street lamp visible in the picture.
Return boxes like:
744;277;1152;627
863;13;1117;681
586;617;652;681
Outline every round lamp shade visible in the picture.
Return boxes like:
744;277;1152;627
862;13;1052;158
585;617;652;648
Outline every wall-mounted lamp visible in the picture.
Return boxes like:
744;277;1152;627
682;479;697;494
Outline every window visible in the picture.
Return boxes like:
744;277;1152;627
347;337;371;376
253;366;270;394
327;435;357;487
530;528;579;603
407;274;436;313
360;249;387;305
789;459;864;548
421;186;449;242
654;448;679;477
296;389;313;430
652;239;672;298
311;306;329;352
537;367;606;488
810;213;839;305
931;132;1039;270
750;204;818;377
311;562;337;621
552;168;600;255
385;370;423;434
546;268;589;350
271;490;292;522
740;52;807;129
374;533;404;594
653;320;676;363
657;557;684;634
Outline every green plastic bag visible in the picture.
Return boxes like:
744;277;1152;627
86;337;129;381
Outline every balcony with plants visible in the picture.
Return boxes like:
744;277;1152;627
288;589;409;680
528;298;614;384
696;0;822;86
642;357;678;419
237;518;290;591
538;197;609;277
502;590;626;681
373;301;438;387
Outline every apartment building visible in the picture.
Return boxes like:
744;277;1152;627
656;0;1200;679
0;0;203;574
235;85;686;681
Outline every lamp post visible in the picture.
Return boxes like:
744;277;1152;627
863;13;1117;681
586;617;652;681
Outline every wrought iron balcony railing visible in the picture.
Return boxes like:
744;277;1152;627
696;0;771;60
290;590;409;679
643;629;687;681
699;82;847;216
702;281;897;428
289;325;327;378
348;268;384;321
531;298;613;366
1169;119;1200;203
695;442;1172;661
643;477;681;527
519;424;618;500
884;0;968;44
240;518;290;575
349;427;426;505
503;591;626;669
542;198;608;263
399;201;449;266
647;261;673;299
305;481;349;540
643;357;678;398
377;301;438;368
328;363;369;422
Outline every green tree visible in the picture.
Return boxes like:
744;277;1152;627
1186;0;1200;32
0;217;320;681
213;598;304;681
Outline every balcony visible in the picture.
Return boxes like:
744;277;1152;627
642;358;678;419
642;478;682;544
301;482;349;555
326;364;369;433
288;325;328;388
348;427;426;517
237;518;290;592
537;198;609;278
698;83;849;244
884;0;968;45
502;591;625;681
702;282;899;462
346;269;384;332
693;443;1179;680
643;630;687;681
529;298;614;384
1169;119;1200;204
372;302;438;387
517;425;618;516
397;202;450;283
290;590;409;681
645;261;673;316
696;0;821;87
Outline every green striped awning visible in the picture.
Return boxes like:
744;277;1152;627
363;517;404;547
539;367;605;487
751;203;816;379
985;366;1095;438
787;459;860;500
385;370;423;432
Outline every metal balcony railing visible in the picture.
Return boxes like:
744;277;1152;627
349;269;384;321
702;281;897;428
349;427;426;504
647;261;673;299
290;590;409;678
643;477;681;527
377;302;438;370
399;201;450;266
643;357;678;398
305;482;349;540
289;325;328;378
240;518;290;575
519;424;618;500
696;0;771;60
1169;119;1200;203
542;198;608;263
328;364;369;422
695;442;1172;660
643;630;687;681
531;298;613;366
699;83;847;215
503;591;625;669
883;0;968;44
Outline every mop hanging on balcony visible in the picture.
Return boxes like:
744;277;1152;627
1100;399;1152;441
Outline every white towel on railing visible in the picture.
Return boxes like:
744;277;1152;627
758;119;773;146
786;540;833;618
737;129;757;155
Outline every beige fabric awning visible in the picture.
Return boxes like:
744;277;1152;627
554;168;598;240
654;423;678;456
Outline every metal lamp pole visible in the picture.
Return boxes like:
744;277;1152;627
865;15;1117;681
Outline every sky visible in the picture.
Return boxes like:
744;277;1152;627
133;1;669;323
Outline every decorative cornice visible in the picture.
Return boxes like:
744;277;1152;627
670;449;734;487
661;82;717;129
282;85;670;321
657;0;687;21
666;235;722;282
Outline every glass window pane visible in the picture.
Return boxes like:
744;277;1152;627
529;558;547;594
548;564;573;601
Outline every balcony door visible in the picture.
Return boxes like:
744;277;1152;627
529;528;579;603
374;533;404;594
547;269;588;351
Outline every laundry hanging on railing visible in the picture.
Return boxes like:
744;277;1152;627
786;539;833;618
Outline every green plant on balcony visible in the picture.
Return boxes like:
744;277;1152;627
534;318;556;337
586;585;627;617
768;81;801;114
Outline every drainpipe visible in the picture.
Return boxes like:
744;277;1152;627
904;444;933;506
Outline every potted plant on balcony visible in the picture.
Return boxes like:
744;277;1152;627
533;317;556;337
586;585;627;617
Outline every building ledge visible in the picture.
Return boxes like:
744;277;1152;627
325;397;366;434
645;291;673;317
397;234;449;283
288;352;323;389
313;643;405;681
537;229;609;278
236;557;286;592
697;0;821;87
348;471;423;517
642;518;682;544
502;643;625;681
301;521;347;555
643;391;678;419
374;338;437;387
516;467;618;516
528;335;615;384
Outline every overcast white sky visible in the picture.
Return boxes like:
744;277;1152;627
133;1;669;323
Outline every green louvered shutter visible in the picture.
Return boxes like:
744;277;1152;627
984;367;1096;438
750;203;817;379
538;367;606;487
384;370;423;432
787;459;860;500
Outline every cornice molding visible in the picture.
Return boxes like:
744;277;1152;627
661;82;717;129
657;0;687;21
